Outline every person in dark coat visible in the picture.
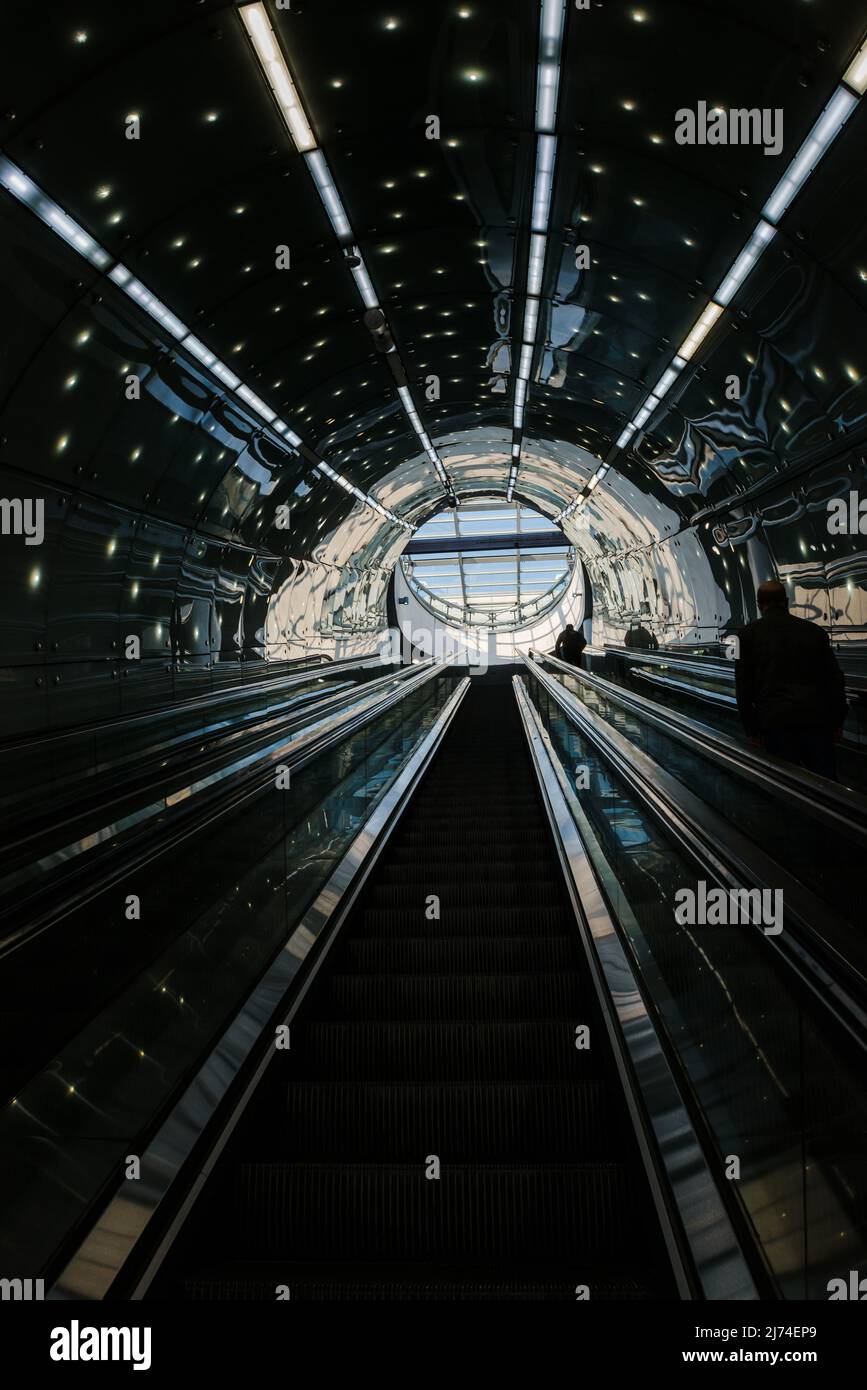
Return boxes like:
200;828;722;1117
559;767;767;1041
735;580;847;780
554;623;586;666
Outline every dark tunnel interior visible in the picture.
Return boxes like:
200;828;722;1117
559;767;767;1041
3;0;867;1328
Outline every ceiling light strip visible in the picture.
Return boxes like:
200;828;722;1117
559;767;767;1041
239;1;454;502
0;153;406;528
512;0;568;492
557;29;867;523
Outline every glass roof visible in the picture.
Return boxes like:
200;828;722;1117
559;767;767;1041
403;501;572;626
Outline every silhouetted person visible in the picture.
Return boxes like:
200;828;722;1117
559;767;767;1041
624;623;659;651
735;580;847;780
555;623;586;666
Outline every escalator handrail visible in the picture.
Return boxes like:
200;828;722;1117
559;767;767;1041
631;667;736;708
530;650;867;841
604;641;864;697
0;659;430;888
0;657;456;959
47;675;472;1300
513;675;765;1301
523;654;867;1046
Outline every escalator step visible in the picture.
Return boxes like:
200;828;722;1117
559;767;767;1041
324;972;583;1020
180;1263;654;1301
285;1020;601;1081
340;935;575;974
235;1162;636;1261
356;907;568;937
369;882;565;906
390;843;550;864
279;1081;615;1161
377;861;556;885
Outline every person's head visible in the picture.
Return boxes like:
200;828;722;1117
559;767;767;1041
757;579;788;613
565;623;574;632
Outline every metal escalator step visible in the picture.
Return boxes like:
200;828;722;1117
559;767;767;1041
279;1081;615;1161
377;861;556;885
180;1262;654;1300
369;881;565;906
235;1162;637;1261
284;1020;600;1081
391;839;550;860
323;971;583;1020
356;907;568;937
341;935;575;973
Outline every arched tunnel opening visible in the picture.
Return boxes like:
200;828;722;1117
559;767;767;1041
1;0;867;1333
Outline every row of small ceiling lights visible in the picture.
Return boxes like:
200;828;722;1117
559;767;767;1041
239;2;455;505
508;0;567;505
555;30;867;525
0;145;409;528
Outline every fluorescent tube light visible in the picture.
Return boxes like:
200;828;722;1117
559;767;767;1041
763;86;857;224
531;134;557;232
182;335;217;368
109;266;188;338
844;36;867;93
0;157;112;269
715;220;776;305
237;384;277;423
526;232;547;297
350;260;378;309
305;150;352;240
240;3;317;152
522;297;540;345
210;361;242;391
537;0;566;131
678;301;724;361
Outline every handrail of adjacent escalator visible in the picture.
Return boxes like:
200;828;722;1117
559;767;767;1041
48;674;472;1300
0;658;435;890
529;649;867;840
512;676;765;1300
0;657;457;959
0;654;388;842
522;653;867;1043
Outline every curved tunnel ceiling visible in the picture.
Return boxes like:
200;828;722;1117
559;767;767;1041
2;0;867;678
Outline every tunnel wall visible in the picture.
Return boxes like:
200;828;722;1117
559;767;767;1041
0;191;396;738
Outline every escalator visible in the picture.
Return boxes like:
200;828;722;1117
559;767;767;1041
528;650;867;991
152;679;679;1300
602;645;867;792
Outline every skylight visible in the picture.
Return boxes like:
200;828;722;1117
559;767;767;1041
402;502;573;629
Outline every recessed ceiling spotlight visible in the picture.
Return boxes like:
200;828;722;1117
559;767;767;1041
73;30;88;44
331;79;344;88
384;18;399;30
95;185;111;200
631;9;648;21
204;111;219;123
